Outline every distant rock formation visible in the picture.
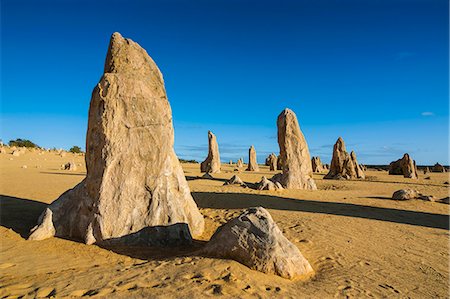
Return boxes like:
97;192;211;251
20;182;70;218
432;163;445;173
63;162;77;171
29;32;204;244
237;158;244;168
324;137;365;180
271;109;316;190
202;207;314;279
267;153;277;171
246;145;259;171
311;156;324;173
388;153;418;179
200;131;221;173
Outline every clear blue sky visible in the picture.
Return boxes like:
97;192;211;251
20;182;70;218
1;0;448;165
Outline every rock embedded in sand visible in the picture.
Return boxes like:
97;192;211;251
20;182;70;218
12;150;21;157
392;189;419;200
256;176;283;191
311;156;324;173
29;32;204;244
392;189;434;201
246;145;259;171
271;109;316;190
202;207;314;279
223;175;247;187
200;131;221;173
324;137;365;180
388;154;418;179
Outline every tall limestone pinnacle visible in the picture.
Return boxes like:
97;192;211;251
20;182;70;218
272;108;317;190
29;32;205;243
200;131;221;173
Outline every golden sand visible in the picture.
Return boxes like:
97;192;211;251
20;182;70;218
0;149;448;298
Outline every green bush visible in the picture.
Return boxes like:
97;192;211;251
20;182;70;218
9;138;39;148
69;146;82;153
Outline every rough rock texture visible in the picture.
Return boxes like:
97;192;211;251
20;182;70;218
267;153;278;171
202;207;314;279
432;163;445;173
392;189;435;202
246;146;259;171
236;158;244;169
277;154;283;170
351;151;365;179
311;156;324;173
271;109;316;190
392;189;420;200
423;167;430;174
256;176;283;191
388;154;418;179
12;150;20;157
200;131;221;173
29;32;204;244
324;137;365;180
223;175;247;187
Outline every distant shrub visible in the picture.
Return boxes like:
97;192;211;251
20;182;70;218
179;158;198;163
9;138;39;148
69;146;83;153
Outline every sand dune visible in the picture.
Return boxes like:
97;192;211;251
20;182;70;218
1;149;449;298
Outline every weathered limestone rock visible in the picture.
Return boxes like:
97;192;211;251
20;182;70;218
392;189;435;201
267;153;277;171
200;131;221;173
277;154;283;170
12;150;20;157
392;189;419;200
202;207;314;279
311;156;324;173
351;151;365;179
388;153;418;179
423;167;430;174
432;163;445;173
256;176;283;191
29;32;204;243
63;162;77;171
271;109;316;190
223;175;247;187
324;137;365;180
246;146;259;171
237;158;244;168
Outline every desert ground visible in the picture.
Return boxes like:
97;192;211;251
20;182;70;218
0;148;449;298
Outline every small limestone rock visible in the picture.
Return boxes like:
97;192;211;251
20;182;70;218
392;189;419;200
200;131;221;173
388;154;418;179
12;150;20;157
256;176;283;191
202;207;314;279
246;145;259;171
63;162;77;171
223;175;247;187
22;165;27;169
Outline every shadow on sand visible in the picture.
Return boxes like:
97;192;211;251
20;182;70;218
192;192;449;230
1;192;448;260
